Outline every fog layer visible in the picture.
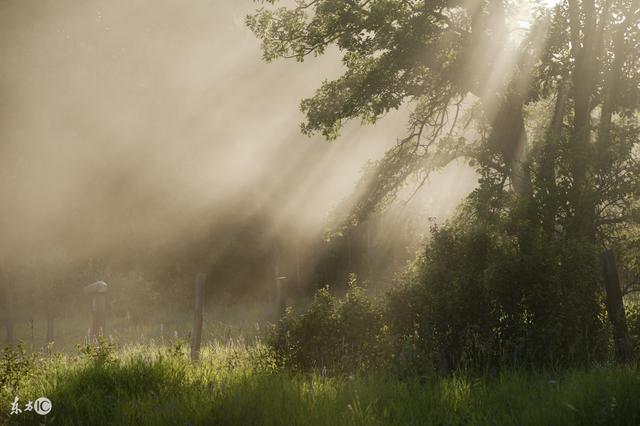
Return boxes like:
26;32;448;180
0;0;476;270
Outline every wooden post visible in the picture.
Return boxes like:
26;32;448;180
91;293;107;338
46;315;55;346
276;276;287;320
84;281;108;339
191;273;206;362
602;249;633;363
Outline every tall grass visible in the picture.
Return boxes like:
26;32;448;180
2;340;640;425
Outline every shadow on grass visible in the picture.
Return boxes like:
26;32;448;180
9;357;209;426
7;360;640;426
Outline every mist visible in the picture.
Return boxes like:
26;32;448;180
0;0;510;358
0;0;475;284
0;1;476;259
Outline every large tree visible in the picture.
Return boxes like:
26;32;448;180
249;0;640;362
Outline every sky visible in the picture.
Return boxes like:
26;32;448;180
0;0;478;265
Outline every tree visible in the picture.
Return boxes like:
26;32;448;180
534;0;640;362
249;0;640;364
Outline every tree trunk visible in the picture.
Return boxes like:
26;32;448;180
488;93;530;197
567;0;598;241
539;81;569;233
601;249;634;363
466;0;533;198
594;14;635;363
596;7;628;168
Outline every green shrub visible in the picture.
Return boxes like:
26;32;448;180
0;342;35;400
385;206;608;374
76;336;118;366
271;212;608;375
269;275;387;373
625;301;640;354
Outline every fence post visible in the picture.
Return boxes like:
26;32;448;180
276;276;287;320
191;273;206;362
84;281;108;339
46;314;55;345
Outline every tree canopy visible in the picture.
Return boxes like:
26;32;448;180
249;0;640;365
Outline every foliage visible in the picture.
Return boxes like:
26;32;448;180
247;0;545;215
269;275;387;373
0;342;35;400
386;206;608;374
624;301;640;354
3;343;640;425
76;336;117;366
272;185;610;373
249;0;640;373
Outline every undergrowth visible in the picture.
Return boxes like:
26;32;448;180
1;341;640;425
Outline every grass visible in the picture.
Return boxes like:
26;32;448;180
2;339;640;425
3;307;267;353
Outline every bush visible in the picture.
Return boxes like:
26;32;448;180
385;205;608;374
269;275;387;373
0;343;35;400
625;301;640;354
76;336;118;366
270;196;610;375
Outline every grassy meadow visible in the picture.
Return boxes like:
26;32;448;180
2;338;640;425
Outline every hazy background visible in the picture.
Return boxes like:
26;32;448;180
0;0;478;326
